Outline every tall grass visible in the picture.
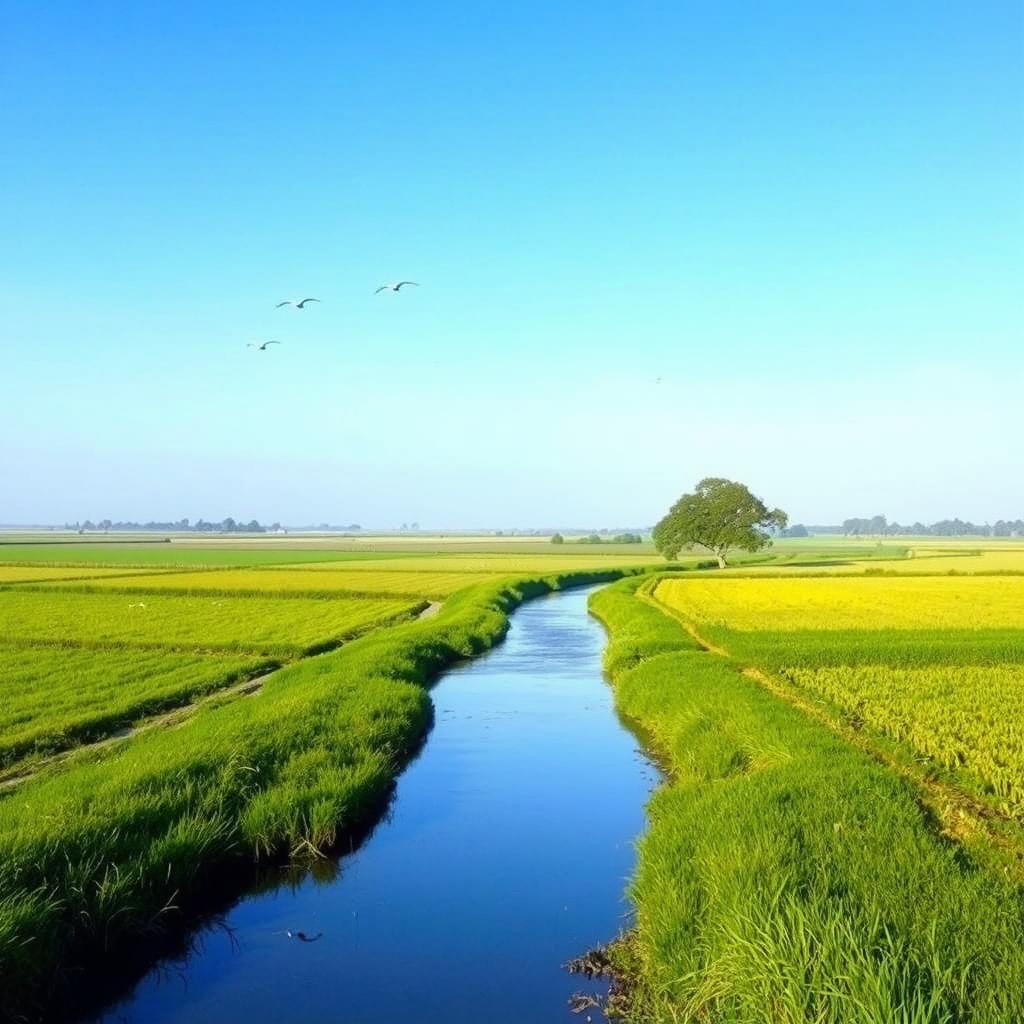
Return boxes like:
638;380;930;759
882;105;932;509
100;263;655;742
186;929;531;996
590;577;1024;1023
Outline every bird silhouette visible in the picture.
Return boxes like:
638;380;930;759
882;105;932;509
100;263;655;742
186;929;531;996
247;341;281;351
374;281;419;294
275;298;320;309
286;930;323;943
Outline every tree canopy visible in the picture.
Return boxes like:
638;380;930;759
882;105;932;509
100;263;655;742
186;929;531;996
652;477;788;567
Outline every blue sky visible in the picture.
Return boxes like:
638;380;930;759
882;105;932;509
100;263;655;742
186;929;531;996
2;2;1021;527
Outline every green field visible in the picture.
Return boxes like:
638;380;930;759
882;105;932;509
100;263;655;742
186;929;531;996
278;552;689;572
0;589;425;655
0;543;423;568
0;646;274;771
0;564;181;583
26;567;504;599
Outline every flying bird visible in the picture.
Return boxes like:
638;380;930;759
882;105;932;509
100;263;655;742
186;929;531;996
374;281;419;294
286;930;323;943
247;341;281;351
129;602;147;609
275;298;320;309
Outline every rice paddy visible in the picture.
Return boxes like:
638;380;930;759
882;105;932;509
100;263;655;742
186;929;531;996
655;575;1024;630
0;589;426;655
0;543;419;568
28;567;499;599
786;663;1024;811
0;646;273;771
651;573;1024;829
0;565;177;584
277;553;683;573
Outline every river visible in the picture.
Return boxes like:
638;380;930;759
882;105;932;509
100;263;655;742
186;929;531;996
85;585;658;1023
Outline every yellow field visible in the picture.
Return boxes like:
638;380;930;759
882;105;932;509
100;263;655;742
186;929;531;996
713;548;1024;576
903;549;1024;572
655;576;1024;630
653;570;1024;820
786;664;1024;809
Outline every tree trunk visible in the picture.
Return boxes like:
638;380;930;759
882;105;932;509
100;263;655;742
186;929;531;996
716;550;728;569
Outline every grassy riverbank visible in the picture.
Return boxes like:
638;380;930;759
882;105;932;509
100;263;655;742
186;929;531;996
0;567;632;1020
590;577;1024;1023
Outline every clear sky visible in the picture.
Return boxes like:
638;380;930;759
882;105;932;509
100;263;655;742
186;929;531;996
2;2;1021;528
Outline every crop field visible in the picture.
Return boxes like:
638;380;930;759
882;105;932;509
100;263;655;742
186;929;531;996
717;548;1024;576
653;574;1024;824
787;663;1024;810
0;646;273;771
0;543;420;568
30;567;494;600
0;565;179;583
0;589;424;656
277;553;688;573
655;575;1024;630
900;548;1024;572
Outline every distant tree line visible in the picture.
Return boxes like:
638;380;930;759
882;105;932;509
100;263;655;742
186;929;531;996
549;532;644;545
839;515;1024;537
66;518;284;534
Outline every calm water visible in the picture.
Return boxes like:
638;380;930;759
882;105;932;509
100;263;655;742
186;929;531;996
87;586;659;1024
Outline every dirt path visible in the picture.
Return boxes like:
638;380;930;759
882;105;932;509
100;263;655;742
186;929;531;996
417;601;443;620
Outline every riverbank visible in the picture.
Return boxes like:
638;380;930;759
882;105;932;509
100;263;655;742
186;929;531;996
81;583;658;1023
0;568;637;1021
590;576;1024;1023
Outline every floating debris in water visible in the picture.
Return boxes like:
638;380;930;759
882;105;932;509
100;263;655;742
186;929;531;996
569;991;601;1015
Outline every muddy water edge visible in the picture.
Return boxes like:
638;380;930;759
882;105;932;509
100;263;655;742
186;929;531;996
78;584;660;1024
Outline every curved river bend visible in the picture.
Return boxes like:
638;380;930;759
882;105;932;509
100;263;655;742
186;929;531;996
86;585;659;1023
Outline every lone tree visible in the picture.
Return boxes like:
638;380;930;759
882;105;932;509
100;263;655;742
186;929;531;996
653;477;787;567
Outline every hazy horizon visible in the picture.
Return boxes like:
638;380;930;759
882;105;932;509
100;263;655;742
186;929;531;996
3;4;1021;525
4;501;1023;535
